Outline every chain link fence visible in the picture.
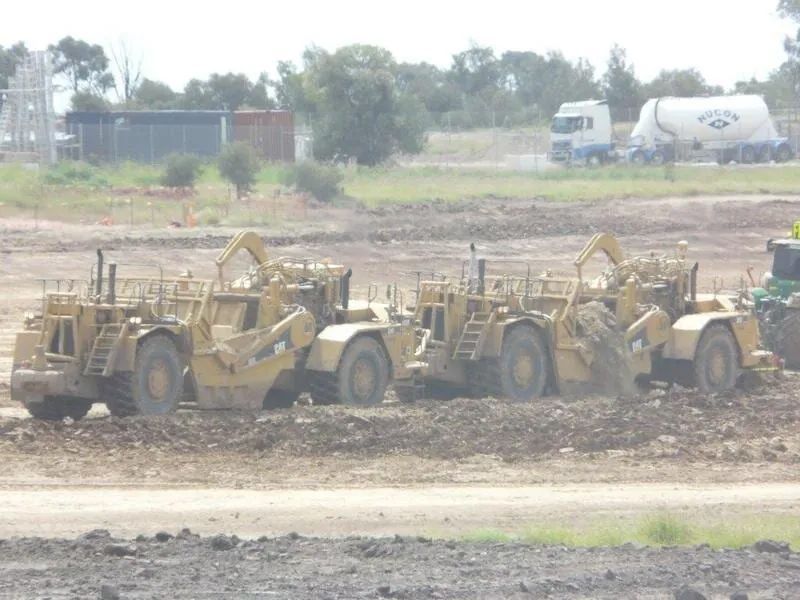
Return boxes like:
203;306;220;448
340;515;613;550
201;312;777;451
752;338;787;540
59;123;299;164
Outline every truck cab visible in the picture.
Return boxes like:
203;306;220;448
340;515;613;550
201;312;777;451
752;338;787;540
549;100;615;165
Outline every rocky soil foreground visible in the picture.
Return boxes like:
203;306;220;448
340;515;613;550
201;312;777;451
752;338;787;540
1;376;797;464
0;530;795;599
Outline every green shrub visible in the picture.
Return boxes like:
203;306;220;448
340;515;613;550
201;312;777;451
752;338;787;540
219;142;260;199
41;161;110;187
283;161;343;203
161;154;202;188
639;513;692;546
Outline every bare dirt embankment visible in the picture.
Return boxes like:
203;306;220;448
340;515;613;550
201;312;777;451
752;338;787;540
0;375;797;488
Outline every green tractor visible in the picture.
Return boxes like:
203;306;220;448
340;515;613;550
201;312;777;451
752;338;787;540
753;224;800;368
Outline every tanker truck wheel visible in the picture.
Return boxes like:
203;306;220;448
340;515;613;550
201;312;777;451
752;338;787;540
757;146;772;163
776;144;792;163
309;337;389;406
484;326;549;402
693;325;739;393
741;146;756;164
24;396;92;421
630;150;645;165
650;150;665;166
103;335;183;417
774;310;800;369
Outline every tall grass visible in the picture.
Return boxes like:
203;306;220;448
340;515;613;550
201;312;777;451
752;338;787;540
456;513;800;550
2;161;800;224
343;164;800;206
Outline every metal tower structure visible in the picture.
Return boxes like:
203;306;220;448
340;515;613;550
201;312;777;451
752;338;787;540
0;51;57;164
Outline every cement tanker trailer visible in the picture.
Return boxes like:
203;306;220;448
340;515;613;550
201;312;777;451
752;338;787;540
627;95;792;165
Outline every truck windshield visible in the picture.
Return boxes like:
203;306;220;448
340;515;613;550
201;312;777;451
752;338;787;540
772;245;800;281
551;116;582;134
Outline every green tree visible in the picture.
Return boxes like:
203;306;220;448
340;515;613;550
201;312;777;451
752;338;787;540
182;73;274;110
218;142;259;198
134;78;177;108
396;62;461;123
283;161;343;202
273;60;314;114
181;78;212;109
643;68;722;98
500;51;600;118
450;44;501;96
206;73;255;110
0;42;28;99
70;91;110;111
162;154;202;188
300;44;427;165
779;0;800;20
245;72;276;109
601;44;644;121
49;36;114;95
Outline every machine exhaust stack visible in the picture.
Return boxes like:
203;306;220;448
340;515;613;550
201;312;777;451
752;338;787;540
95;249;104;298
341;268;353;309
107;263;117;305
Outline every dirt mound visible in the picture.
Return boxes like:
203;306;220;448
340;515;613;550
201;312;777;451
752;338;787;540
1;375;798;463
572;301;638;397
0;530;796;599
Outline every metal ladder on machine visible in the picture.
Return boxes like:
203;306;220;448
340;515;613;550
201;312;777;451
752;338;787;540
452;311;496;361
84;323;129;376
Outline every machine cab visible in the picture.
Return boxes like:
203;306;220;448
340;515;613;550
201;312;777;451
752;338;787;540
549;100;613;163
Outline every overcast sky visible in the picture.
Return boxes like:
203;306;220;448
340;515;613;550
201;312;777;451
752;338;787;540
3;0;795;109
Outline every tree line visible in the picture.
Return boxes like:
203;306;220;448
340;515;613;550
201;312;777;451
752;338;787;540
1;1;799;165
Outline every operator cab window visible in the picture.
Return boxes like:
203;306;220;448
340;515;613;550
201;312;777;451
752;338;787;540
773;246;800;281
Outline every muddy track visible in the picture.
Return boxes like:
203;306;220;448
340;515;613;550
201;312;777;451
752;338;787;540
0;530;796;599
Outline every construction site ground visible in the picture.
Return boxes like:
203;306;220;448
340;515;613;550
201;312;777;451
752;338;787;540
1;192;800;598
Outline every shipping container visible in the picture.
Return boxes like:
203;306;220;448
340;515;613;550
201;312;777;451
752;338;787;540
233;110;295;162
64;111;232;163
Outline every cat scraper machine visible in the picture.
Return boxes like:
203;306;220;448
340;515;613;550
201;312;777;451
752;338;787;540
517;233;777;394
11;231;420;420
394;234;776;401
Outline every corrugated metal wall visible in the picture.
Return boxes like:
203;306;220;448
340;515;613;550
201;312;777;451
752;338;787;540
233;111;295;162
64;110;295;163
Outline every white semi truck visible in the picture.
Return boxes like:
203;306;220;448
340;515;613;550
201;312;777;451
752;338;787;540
549;100;616;165
627;95;792;165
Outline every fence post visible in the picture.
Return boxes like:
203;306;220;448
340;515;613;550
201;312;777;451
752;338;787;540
150;124;155;164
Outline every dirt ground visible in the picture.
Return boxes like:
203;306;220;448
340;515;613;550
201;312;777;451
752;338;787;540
2;193;800;597
2;531;798;599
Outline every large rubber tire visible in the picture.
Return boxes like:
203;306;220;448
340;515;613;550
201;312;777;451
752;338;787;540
693;325;739;393
630;150;645;166
650;150;665;166
757;146;772;164
776;144;792;163
587;154;602;168
774;310;800;369
25;396;92;421
103;335;183;417
308;337;389;406
741;146;755;164
478;326;549;402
